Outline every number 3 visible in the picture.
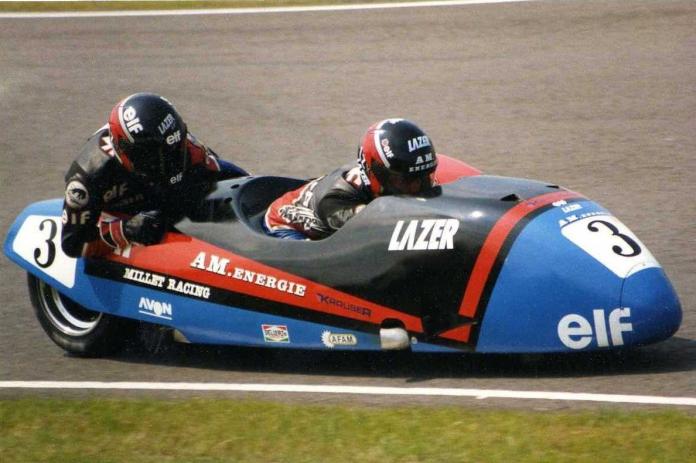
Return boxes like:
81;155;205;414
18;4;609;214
33;218;57;268
587;219;642;257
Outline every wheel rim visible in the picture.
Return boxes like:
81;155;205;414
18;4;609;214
38;280;102;336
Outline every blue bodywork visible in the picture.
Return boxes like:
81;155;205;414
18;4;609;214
476;199;681;352
4;190;682;354
4;200;396;352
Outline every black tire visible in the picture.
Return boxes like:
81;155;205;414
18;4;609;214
27;273;133;357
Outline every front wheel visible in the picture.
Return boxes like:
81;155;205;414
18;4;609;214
28;274;133;357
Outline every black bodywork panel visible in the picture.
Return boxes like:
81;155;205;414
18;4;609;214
177;175;561;335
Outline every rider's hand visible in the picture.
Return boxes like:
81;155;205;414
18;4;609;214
124;210;166;245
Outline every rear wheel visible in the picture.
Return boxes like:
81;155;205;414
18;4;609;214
28;274;133;357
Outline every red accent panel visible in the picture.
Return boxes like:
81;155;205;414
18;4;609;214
98;220;116;248
82;240;115;258
458;190;583;318
109;220;129;249
119;153;134;172
438;325;472;342
187;138;220;172
208;154;221;172
434;154;481;185
98;212;131;249
107;103;127;142
187;138;205;164
106;238;424;333
107;99;134;171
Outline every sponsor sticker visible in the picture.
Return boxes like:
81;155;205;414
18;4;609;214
381;138;394;158
552;199;583;214
557;308;632;350
262;324;290;343
166;277;211;300
169;171;183;184
138;297;173;321
103;182;128;203
407;135;431;152
166;130;181;146
316;293;372;318
122;105;143;135
321;331;357;348
388;219;458;251
65;180;89;208
123;267;166;288
158;113;176;134
190;252;307;297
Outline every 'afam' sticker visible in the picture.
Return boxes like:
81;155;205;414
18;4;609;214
321;331;357;348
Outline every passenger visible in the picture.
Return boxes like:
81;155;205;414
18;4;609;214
61;92;248;257
264;119;438;240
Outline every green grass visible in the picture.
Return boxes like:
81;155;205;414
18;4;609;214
1;398;694;462
0;0;409;13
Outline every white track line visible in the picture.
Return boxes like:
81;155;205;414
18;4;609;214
1;381;695;406
0;0;532;19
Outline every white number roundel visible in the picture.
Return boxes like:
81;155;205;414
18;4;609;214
12;215;76;288
561;215;659;278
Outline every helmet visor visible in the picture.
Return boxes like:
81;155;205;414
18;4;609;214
122;139;187;186
382;170;436;195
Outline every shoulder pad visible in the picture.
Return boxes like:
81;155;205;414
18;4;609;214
66;130;116;181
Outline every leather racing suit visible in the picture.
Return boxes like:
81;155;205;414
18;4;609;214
264;164;373;240
61;125;247;257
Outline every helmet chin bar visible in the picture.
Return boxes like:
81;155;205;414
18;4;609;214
374;164;435;196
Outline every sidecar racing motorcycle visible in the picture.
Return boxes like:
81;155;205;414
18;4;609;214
3;155;682;356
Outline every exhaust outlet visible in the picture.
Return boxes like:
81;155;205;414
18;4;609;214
380;327;410;350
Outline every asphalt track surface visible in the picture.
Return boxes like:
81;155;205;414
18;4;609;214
0;0;694;410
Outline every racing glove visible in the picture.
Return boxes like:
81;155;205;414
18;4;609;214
123;210;166;245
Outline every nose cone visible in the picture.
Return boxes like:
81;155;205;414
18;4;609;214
619;265;682;346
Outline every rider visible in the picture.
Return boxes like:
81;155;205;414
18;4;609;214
264;118;438;240
61;92;248;258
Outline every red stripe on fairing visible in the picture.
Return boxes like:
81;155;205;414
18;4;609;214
458;190;584;320
433;154;481;185
106;238;424;333
438;325;472;342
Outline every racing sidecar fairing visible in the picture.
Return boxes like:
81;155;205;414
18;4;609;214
3;155;682;355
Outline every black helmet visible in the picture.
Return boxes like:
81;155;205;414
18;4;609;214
358;118;438;196
108;93;188;186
